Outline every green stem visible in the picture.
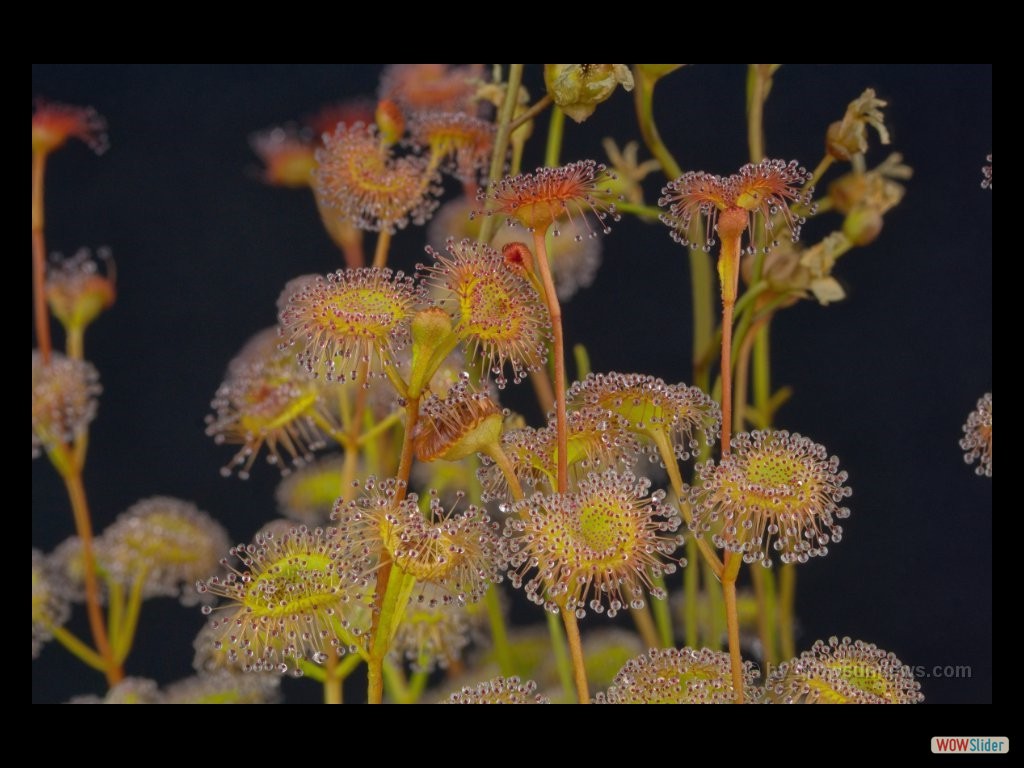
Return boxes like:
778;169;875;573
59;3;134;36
339;359;372;505
633;68;683;179
367;566;417;704
338;651;364;677
381;364;410;401
509;93;553;133
751;564;778;667
365;393;421;703
356;408;403;447
721;553;745;703
808;155;834;190
651;431;723;577
66;324;85;361
734;314;767;435
779;563;797;660
528;369;555;413
649;575;674;648
691;251;715;395
372;230;391;269
532;230;568;494
572;343;591;379
684;537;700;647
106;575;124;651
719;231;742;455
47;623;108;671
544;106;565;167
630;600;662;649
484;443;526;502
414;331;461;398
114;570;147;663
406;661;430;703
510;136;525;176
311;647;363;689
703;555;725;651
753;321;771;415
746;65;770;163
59;461;121;684
382;658;410;703
561;608;590;703
478;64;524;244
484;585;515;675
546;610;575;701
297;660;327;682
615;200;663;220
324;648;342;704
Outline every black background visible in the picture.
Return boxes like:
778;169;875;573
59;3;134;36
31;64;992;705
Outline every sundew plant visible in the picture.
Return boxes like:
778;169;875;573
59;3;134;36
31;64;992;705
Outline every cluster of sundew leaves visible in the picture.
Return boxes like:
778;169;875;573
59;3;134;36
99;497;228;606
212;249;556;477
595;647;759;704
426;197;607;303
32;550;71;659
138;73;958;704
491;215;603;301
213;77;649;483
476;159;621;237
314;122;442;234
504;469;684;619
689;430;852;567
197;525;367;675
476;371;720;506
310;66;502;236
32;98;108;155
333;478;504;606
390;583;487;672
69;672;280;704
45;537;90;603
379;65;482;114
763;636;923;704
478;407;644;502
413;374;504;463
45;247;115;330
277;268;419;383
31;351;100;458
419;239;552;388
274;453;350;526
422;625;646;703
441;676;550;704
205;327;339;478
960;392;992;477
567;372;722;463
658;158;813;252
28;69;978;712
408;111;495;182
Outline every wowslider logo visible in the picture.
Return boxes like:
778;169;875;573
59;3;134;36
932;737;1009;754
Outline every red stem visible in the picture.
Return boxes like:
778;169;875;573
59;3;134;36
532;231;567;493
